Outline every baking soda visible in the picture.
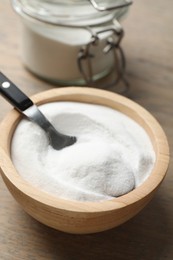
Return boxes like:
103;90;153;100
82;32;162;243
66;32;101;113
11;102;155;201
21;22;114;82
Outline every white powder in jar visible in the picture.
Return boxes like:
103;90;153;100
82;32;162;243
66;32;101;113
21;22;114;82
11;102;155;201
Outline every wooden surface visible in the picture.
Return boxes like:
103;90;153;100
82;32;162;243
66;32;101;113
0;0;173;258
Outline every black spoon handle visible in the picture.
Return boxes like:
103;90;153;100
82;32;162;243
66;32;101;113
0;72;33;111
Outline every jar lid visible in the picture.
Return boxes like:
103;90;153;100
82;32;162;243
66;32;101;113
12;0;132;26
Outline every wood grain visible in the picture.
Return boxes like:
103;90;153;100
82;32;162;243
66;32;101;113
0;0;173;259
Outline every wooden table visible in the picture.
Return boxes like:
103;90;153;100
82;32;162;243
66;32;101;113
0;0;173;259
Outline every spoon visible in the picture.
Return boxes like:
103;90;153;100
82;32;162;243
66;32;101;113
0;72;76;150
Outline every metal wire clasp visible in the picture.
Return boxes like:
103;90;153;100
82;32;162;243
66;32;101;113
89;0;133;12
77;20;129;93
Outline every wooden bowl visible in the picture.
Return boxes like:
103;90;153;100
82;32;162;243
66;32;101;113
0;87;169;234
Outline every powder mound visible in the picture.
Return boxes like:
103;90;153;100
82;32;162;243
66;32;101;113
11;102;155;201
44;141;136;201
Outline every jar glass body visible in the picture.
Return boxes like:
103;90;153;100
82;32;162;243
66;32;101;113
12;0;131;85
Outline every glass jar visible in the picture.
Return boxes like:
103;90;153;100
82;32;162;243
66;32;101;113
12;0;132;86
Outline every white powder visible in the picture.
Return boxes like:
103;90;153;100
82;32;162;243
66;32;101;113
11;102;155;201
21;22;114;82
15;1;130;83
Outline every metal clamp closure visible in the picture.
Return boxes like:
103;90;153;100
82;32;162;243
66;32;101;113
89;0;133;12
77;21;129;94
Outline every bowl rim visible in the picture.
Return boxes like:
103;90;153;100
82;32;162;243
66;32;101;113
0;87;170;213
